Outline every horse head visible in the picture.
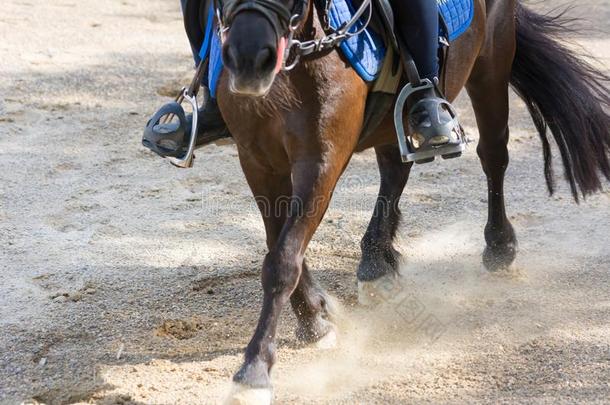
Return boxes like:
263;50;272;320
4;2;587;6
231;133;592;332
218;0;306;96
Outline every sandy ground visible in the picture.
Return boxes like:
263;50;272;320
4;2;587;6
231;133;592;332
1;0;609;404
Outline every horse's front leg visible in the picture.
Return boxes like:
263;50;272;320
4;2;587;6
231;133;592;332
243;167;338;347
358;144;413;305
228;148;354;403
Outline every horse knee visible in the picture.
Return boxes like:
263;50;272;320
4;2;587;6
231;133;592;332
485;219;516;248
261;251;301;297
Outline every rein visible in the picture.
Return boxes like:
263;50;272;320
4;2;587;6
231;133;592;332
215;0;373;71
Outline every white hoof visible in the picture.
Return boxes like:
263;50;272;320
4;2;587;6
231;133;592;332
358;273;403;306
224;382;272;405
313;326;337;350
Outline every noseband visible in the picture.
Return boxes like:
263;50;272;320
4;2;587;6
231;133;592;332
216;0;308;41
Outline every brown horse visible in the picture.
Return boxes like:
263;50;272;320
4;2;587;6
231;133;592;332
212;0;610;402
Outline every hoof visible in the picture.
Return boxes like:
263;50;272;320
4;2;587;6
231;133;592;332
224;382;272;405
483;243;517;272
358;273;403;306
313;325;337;350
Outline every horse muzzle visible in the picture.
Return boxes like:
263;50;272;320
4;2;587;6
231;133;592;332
230;47;286;96
228;74;275;97
221;9;289;97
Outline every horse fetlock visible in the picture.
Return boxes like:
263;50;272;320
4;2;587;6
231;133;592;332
233;357;272;390
357;248;404;307
486;225;517;245
484;221;516;247
357;247;402;283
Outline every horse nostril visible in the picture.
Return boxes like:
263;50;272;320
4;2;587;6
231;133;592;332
223;45;240;72
254;47;276;73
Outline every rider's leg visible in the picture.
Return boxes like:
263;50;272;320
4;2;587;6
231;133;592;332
392;0;463;162
180;0;226;137
393;0;439;83
146;0;228;158
180;0;201;66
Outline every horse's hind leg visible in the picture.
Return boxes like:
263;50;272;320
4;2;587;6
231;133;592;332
358;144;413;304
466;37;518;271
291;260;337;347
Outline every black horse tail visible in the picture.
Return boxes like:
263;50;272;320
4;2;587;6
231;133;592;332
510;3;610;201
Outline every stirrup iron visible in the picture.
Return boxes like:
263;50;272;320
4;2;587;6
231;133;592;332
142;59;208;169
394;79;465;164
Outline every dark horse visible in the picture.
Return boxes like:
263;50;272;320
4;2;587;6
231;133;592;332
211;0;610;402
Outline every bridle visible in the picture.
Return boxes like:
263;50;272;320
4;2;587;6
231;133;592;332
214;0;373;71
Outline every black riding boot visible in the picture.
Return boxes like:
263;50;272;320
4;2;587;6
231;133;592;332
142;0;230;160
180;0;230;149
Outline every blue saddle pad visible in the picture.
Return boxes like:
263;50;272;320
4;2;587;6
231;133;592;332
206;0;473;95
438;0;475;41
